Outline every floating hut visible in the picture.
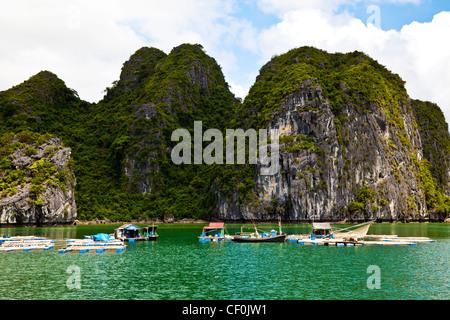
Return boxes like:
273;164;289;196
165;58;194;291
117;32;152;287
114;224;158;242
311;223;333;239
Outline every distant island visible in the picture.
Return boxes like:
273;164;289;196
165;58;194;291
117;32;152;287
0;44;449;225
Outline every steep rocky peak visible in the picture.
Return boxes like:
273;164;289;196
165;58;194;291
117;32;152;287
0;70;79;120
12;70;74;98
118;46;167;92
132;43;232;115
163;43;228;90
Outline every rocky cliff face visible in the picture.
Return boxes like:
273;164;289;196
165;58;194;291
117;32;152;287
120;44;237;197
99;44;240;220
1;44;448;223
0;133;76;225
411;99;450;196
214;47;449;222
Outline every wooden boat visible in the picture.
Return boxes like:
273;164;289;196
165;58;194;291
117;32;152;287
114;224;158;242
143;225;159;241
198;222;233;242
232;220;286;243
233;234;286;243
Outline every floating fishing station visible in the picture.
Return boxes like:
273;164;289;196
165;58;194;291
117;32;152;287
287;221;435;246
114;224;158;242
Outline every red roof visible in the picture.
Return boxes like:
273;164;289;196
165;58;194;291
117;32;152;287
203;222;224;230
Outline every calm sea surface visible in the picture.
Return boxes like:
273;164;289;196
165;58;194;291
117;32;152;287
0;223;448;300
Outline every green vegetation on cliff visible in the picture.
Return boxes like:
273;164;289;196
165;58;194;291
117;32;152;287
0;131;74;205
231;46;450;218
0;44;449;222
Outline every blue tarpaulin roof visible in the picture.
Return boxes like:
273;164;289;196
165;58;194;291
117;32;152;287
124;225;140;231
92;233;110;242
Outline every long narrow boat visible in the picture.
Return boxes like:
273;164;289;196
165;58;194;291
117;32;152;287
233;234;286;243
232;220;286;243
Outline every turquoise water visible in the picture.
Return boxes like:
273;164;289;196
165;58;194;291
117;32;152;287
0;223;448;300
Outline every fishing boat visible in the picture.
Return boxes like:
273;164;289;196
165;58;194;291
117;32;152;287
114;224;158;242
233;220;286;243
198;222;233;242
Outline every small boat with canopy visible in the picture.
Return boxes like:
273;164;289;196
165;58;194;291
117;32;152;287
198;222;233;242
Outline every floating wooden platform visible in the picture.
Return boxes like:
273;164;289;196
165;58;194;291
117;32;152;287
65;238;125;247
198;236;234;242
59;238;127;254
0;236;47;244
286;232;434;246
365;234;435;243
58;245;126;254
293;238;418;246
0;237;54;252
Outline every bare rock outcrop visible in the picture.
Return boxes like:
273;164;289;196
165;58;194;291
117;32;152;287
0;134;76;225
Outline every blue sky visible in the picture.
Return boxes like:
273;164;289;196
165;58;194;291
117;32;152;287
0;0;449;124
338;0;450;30
231;0;450;32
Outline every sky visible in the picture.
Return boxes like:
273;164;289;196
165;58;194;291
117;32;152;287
1;0;449;125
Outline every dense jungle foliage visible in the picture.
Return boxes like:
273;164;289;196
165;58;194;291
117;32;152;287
0;44;448;220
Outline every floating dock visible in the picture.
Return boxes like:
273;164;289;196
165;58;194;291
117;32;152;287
365;234;435;243
286;221;435;247
286;235;435;246
65;238;125;247
0;236;54;252
58;245;126;254
294;238;417;246
199;236;234;242
58;238;127;254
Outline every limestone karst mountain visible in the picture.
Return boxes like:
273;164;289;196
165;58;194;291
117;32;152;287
0;44;449;224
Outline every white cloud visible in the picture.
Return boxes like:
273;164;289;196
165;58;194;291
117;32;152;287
0;0;448;127
229;82;248;100
0;0;248;102
0;0;147;102
254;7;450;124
